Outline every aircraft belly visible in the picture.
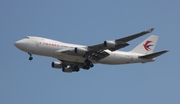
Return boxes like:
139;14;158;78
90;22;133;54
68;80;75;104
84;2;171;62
99;57;125;65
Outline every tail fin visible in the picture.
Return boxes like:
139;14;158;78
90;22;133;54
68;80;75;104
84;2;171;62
130;35;158;55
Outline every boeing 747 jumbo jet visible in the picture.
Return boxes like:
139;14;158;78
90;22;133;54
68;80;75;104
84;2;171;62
14;28;168;73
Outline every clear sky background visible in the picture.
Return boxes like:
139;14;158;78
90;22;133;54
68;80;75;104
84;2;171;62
0;0;179;104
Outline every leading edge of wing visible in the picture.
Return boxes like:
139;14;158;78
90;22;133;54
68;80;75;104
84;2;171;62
116;28;154;42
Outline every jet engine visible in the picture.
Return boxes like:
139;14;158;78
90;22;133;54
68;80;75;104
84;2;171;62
51;61;63;68
62;65;74;72
74;47;87;55
62;65;80;72
104;40;116;48
104;40;129;50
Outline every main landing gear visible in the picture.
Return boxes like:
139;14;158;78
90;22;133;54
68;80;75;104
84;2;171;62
83;59;94;70
28;53;33;61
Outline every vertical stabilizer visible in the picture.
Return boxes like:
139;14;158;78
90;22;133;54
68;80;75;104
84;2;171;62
130;35;158;55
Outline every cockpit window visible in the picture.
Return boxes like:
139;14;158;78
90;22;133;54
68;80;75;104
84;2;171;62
24;36;29;39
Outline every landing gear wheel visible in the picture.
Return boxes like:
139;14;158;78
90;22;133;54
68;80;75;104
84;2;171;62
75;68;80;72
73;66;80;72
86;66;90;70
29;57;33;61
84;59;93;69
62;68;65;72
83;65;90;70
89;63;94;67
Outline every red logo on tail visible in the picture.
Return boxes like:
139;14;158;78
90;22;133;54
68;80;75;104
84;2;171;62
143;41;153;51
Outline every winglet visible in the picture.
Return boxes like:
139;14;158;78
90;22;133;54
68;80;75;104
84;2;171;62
147;28;155;33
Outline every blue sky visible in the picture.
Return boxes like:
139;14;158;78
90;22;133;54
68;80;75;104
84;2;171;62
0;0;179;104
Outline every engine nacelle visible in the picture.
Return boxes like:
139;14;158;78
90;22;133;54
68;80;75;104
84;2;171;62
104;40;116;48
62;65;73;72
74;47;87;55
51;61;62;68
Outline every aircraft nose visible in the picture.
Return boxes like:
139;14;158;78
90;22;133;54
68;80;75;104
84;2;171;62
14;40;20;47
14;40;25;48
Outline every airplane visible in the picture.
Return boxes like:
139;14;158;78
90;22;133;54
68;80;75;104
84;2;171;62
14;28;168;73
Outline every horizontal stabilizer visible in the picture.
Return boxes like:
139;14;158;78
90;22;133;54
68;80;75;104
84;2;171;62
138;50;169;59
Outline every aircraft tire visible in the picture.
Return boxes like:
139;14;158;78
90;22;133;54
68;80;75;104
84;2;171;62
29;57;33;60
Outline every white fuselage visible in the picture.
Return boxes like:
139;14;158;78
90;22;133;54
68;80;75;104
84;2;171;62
14;36;154;65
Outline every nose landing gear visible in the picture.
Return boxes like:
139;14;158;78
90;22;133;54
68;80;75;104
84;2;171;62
28;53;33;61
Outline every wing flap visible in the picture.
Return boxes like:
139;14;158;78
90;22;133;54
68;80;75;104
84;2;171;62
88;50;110;61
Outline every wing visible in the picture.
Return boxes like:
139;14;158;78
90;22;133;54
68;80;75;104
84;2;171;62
84;28;154;61
88;28;154;51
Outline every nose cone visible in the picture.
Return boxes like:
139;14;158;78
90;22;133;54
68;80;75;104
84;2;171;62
14;39;26;49
14;40;21;48
14;41;18;47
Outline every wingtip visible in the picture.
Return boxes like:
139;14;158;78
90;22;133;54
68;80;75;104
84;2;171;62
148;28;155;32
164;50;169;52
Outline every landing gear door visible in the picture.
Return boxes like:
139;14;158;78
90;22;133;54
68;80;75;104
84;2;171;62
34;41;42;54
36;41;40;47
